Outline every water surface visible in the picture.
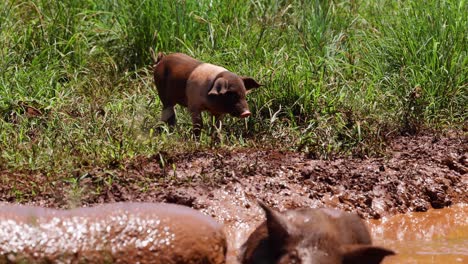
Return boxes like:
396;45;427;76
368;204;468;263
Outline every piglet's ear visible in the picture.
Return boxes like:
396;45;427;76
342;244;395;264
258;201;290;248
208;78;229;95
242;77;262;90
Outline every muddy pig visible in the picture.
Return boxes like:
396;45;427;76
151;49;261;136
240;202;394;264
0;202;227;264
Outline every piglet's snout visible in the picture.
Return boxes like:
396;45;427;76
240;111;251;118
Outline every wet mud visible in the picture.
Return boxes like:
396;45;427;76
0;133;467;263
368;204;468;263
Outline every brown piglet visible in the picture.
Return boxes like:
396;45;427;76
0;202;227;264
151;49;261;137
240;202;394;264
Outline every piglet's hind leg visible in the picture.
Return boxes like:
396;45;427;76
161;106;176;126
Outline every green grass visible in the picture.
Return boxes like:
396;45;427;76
0;0;466;174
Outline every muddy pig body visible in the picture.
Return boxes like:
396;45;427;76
0;202;227;264
240;203;394;264
151;51;261;136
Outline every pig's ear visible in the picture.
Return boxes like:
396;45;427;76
341;244;395;264
258;201;290;247
208;78;229;95
242;77;262;91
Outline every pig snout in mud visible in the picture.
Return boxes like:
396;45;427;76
0;202;227;264
240;202;395;264
151;50;261;137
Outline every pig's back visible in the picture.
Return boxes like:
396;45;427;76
153;53;203;106
0;202;227;264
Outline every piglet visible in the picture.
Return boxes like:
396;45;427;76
0;202;226;264
240;202;394;264
151;50;261;137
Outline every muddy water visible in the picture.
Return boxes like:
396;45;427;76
199;188;467;264
368;204;468;264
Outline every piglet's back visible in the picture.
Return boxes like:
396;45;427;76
0;202;227;264
153;53;202;106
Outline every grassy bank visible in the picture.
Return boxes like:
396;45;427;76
0;0;466;174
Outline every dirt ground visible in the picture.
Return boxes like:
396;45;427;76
1;132;466;220
1;132;467;263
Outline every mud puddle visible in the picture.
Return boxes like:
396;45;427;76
0;132;466;262
368;203;468;263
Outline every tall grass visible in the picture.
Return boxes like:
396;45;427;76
0;0;466;173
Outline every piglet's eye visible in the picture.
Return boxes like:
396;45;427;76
225;92;239;100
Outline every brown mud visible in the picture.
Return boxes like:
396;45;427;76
0;133;467;262
368;204;468;263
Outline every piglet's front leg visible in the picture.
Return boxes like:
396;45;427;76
208;114;224;143
190;108;203;139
